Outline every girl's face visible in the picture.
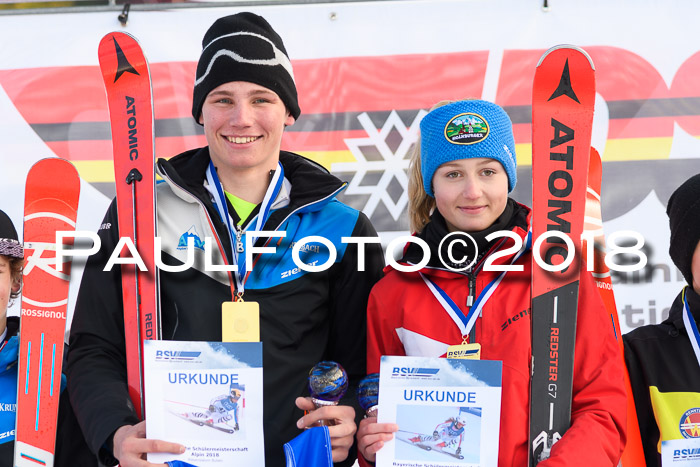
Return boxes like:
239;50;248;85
432;157;509;233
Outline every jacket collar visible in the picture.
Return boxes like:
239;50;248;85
398;199;530;278
668;286;700;331
157;148;347;228
270;151;347;224
3;316;18;341
0;316;19;370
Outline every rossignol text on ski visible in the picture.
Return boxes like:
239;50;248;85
14;158;80;467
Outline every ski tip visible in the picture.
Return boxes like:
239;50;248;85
25;157;81;216
536;44;595;71
29;157;79;179
98;30;152;90
97;30;144;68
99;30;139;46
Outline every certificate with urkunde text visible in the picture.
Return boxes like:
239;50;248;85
377;355;502;467
144;340;264;465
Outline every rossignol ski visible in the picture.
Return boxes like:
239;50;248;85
529;45;594;465
14;158;80;467
582;147;646;466
98;31;159;419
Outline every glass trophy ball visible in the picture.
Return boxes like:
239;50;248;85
308;361;348;403
357;373;379;417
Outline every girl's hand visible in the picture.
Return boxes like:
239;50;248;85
356;416;399;462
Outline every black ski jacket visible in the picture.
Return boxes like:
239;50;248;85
66;148;384;466
623;287;700;467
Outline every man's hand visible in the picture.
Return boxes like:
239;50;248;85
295;397;357;463
113;420;186;467
356;416;399;462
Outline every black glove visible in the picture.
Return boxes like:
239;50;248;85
456;447;461;455
234;423;240;431
432;431;439;439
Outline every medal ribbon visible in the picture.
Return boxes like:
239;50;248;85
206;160;284;296
681;286;700;370
419;230;532;338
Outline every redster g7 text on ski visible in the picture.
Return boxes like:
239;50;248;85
549;327;559;382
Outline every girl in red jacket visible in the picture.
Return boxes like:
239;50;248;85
357;99;626;466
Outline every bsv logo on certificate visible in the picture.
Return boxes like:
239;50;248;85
377;356;502;467
662;439;700;465
143;340;264;465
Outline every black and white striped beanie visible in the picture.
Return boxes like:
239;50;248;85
0;209;22;259
192;12;300;123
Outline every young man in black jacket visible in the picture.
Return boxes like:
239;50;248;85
66;13;383;467
624;173;700;466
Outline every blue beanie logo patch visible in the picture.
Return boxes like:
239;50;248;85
444;113;489;145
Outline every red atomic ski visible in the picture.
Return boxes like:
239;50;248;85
582;147;645;466
529;45;594;465
98;31;159;419
14;158;80;467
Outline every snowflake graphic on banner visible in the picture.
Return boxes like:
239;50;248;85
332;110;427;221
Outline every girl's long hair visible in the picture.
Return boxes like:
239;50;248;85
9;256;23;300
408;99;455;233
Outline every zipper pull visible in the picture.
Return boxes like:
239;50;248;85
467;273;476;308
235;227;244;253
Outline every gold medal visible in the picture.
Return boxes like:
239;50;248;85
447;343;481;360
222;300;260;342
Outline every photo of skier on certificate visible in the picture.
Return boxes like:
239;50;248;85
398;407;481;460
172;383;245;435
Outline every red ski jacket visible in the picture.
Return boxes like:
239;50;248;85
366;202;626;466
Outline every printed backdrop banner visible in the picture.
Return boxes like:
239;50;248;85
1;0;699;334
